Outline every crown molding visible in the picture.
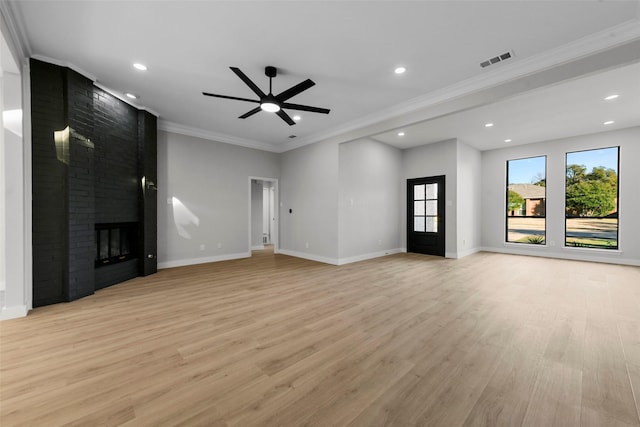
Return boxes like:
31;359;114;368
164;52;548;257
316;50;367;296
158;121;280;153
0;0;30;60
30;55;160;117
93;81;160;117
31;54;97;81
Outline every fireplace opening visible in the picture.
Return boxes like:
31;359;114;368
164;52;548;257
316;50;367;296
95;223;138;267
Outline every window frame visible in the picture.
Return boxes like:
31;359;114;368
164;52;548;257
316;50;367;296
505;155;547;245
564;146;620;250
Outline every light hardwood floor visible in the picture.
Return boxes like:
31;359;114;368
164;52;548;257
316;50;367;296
1;250;639;426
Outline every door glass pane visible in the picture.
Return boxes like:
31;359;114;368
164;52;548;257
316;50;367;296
414;184;425;200
414;201;425;216
426;183;438;200
426;217;437;232
414;216;425;232
425;200;437;215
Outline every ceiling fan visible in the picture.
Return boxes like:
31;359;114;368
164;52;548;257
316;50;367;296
203;66;330;126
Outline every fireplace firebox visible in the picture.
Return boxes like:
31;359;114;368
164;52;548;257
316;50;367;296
95;223;138;267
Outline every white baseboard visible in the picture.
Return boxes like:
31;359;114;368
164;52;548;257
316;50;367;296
0;304;28;320
251;245;265;250
400;247;480;259
158;252;251;269
337;248;403;265
277;249;339;265
278;248;405;266
450;247;482;259
481;246;640;266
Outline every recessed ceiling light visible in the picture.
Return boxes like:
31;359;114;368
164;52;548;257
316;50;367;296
484;123;494;128
394;67;406;74
133;63;147;71
504;139;512;143
603;120;615;125
604;94;619;101
397;132;405;136
293;115;301;121
125;93;138;99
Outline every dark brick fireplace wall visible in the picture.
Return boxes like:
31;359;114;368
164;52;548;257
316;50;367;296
30;58;157;307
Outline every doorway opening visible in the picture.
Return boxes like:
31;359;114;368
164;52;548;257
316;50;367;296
407;175;445;257
249;177;278;254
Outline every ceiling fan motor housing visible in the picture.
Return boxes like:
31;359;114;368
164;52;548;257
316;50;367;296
265;66;277;78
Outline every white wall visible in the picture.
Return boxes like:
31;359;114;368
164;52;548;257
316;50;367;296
456;140;482;257
0;52;5;306
250;180;263;249
0;26;28;319
157;131;280;268
401;139;458;257
279;140;339;264
338;138;402;262
481;126;640;265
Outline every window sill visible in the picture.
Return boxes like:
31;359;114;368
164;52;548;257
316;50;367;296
503;242;547;249
561;246;623;255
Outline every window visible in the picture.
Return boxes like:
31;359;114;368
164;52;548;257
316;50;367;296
565;147;619;249
506;156;546;244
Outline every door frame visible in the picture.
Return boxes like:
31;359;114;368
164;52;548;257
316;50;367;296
406;175;446;257
248;176;279;254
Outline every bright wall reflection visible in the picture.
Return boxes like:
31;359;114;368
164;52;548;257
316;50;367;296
171;197;199;239
2;109;22;137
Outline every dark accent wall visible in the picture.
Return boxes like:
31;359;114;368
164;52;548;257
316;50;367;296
30;60;68;306
138;111;158;276
66;68;96;301
30;58;158;307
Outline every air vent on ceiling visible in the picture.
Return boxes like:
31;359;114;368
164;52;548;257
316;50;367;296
288;135;297;139
480;50;514;68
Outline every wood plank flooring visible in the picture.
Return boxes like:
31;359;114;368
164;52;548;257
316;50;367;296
1;249;639;426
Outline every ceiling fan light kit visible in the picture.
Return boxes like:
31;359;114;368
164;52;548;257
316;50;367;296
203;66;330;126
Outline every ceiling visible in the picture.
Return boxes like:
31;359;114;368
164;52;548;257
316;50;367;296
8;1;640;153
373;61;640;151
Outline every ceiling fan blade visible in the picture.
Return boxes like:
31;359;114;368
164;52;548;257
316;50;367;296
202;92;260;103
230;67;267;98
276;110;296;126
281;102;330;114
275;79;315;102
239;106;262;119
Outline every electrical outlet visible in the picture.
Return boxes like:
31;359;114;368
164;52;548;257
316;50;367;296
217;242;222;249
199;244;205;251
378;239;382;246
305;242;309;249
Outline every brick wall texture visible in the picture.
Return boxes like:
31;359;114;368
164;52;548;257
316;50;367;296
30;59;157;307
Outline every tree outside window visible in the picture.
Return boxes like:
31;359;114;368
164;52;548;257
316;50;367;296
565;147;619;249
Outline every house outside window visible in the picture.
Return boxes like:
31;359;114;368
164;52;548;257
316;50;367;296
506;156;546;245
